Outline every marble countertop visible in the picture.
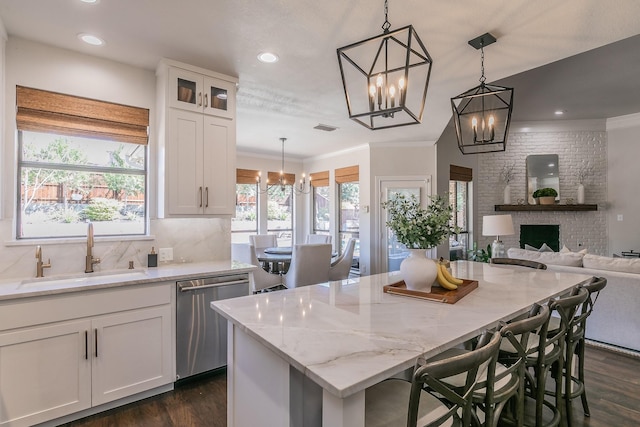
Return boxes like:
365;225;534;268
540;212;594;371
211;261;592;399
0;260;256;301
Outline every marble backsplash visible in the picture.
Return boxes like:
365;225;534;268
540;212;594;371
0;218;231;280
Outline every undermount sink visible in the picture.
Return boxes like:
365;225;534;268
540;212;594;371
19;269;148;288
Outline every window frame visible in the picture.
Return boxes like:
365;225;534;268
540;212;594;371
232;182;259;243
16;131;148;239
15;86;150;240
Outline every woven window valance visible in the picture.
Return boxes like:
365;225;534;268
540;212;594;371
16;86;149;145
450;165;473;182
236;168;260;184
335;165;359;183
267;171;296;185
310;170;329;187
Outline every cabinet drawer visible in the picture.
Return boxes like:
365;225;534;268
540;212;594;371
0;282;172;331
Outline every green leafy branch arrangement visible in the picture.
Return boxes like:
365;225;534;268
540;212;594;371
382;193;455;250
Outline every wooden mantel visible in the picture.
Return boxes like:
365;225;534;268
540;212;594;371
495;204;598;212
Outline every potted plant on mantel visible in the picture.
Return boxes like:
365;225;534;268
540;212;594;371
532;187;558;205
382;193;455;290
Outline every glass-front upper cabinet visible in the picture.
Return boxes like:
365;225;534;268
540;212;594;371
169;67;236;120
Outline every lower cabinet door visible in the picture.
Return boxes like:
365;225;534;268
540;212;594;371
91;305;172;406
0;320;92;427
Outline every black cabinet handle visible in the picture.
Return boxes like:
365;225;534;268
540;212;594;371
85;330;88;360
94;328;98;358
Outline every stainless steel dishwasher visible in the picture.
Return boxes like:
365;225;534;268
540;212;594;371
176;273;249;380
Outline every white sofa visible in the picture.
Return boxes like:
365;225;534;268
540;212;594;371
507;248;640;355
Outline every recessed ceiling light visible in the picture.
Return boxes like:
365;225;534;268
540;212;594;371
78;33;105;46
257;52;279;63
80;0;100;4
554;110;564;115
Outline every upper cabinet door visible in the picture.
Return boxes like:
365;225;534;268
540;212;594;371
169;68;236;120
169;68;204;113
202;76;236;120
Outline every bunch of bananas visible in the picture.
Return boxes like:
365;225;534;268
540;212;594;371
435;261;464;290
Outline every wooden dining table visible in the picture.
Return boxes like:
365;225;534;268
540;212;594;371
211;261;593;427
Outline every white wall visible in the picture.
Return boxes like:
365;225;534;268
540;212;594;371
0;37;229;280
369;142;436;273
606;113;640;255
303;144;370;274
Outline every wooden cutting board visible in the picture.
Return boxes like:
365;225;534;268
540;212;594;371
383;279;478;304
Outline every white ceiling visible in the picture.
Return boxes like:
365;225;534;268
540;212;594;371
1;0;640;159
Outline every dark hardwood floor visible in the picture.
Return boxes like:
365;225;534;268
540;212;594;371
61;345;640;427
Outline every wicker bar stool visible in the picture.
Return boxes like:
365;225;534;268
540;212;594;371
500;286;588;427
490;257;547;270
365;330;501;427
562;277;607;426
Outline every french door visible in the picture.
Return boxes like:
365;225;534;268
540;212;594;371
377;177;432;273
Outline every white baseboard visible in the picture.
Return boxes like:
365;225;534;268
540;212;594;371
585;339;640;359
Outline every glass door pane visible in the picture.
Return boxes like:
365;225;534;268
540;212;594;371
385;187;421;272
379;177;431;273
177;78;197;105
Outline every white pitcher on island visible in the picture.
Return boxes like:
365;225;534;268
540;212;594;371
382;193;455;291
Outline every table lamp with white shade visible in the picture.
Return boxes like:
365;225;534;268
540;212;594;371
482;214;514;258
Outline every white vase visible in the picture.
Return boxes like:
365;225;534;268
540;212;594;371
400;249;438;291
503;184;511;205
577;184;585;204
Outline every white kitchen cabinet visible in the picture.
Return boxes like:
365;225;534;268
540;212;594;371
169;67;236;119
91;305;172;406
166;109;234;215
157;59;237;217
0;320;92;426
0;284;173;427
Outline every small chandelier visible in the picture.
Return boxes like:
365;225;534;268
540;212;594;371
336;0;433;130
257;138;310;195
451;33;514;154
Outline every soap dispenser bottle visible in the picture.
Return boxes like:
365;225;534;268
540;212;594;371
148;247;158;268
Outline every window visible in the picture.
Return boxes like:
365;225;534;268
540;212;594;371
232;169;259;243
310;171;330;236
449;165;472;260
16;86;149;239
336;165;359;273
266;171;294;247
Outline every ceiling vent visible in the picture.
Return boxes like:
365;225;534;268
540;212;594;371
314;123;338;132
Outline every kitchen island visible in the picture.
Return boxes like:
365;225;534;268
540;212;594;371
211;260;593;427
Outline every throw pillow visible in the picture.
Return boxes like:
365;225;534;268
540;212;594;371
507;248;584;267
524;243;554;252
560;245;588;255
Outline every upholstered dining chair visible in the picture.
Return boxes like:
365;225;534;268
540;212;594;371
329;238;356;281
490;257;547;270
249;233;277;249
283;243;332;289
365;329;502;427
305;234;332;244
231;243;282;293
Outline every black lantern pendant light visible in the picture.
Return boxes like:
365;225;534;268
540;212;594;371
337;0;433;130
451;33;514;154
